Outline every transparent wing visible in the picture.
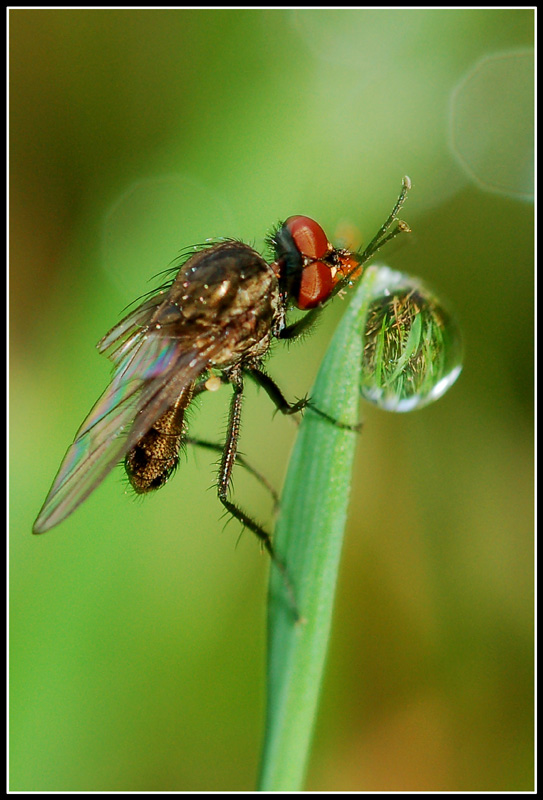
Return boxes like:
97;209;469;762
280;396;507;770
97;291;169;357
33;320;223;534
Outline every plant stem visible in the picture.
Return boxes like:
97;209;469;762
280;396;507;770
258;269;377;791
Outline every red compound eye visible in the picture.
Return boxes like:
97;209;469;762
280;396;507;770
282;216;336;309
284;216;330;260
297;261;335;310
275;215;340;309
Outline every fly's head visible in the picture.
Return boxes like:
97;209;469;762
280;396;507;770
268;216;359;311
268;177;412;311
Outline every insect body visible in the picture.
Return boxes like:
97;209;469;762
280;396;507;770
33;179;411;577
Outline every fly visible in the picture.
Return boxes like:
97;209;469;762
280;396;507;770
33;178;411;601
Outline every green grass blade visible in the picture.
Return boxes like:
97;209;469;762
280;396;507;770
258;270;378;791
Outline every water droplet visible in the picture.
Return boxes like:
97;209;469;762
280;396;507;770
360;267;462;412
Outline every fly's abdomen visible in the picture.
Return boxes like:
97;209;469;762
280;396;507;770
125;386;193;494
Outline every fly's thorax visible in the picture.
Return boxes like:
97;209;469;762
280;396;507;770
157;240;281;369
166;241;278;320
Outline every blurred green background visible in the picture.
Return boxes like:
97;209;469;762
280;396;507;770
10;9;534;791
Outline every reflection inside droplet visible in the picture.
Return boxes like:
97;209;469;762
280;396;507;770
360;266;463;412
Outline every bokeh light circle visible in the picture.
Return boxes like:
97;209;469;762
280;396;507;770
449;50;534;201
101;175;236;298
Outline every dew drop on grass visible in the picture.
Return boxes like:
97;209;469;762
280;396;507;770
360;266;463;412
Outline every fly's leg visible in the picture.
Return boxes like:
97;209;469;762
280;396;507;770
217;372;272;549
246;367;308;418
185;436;279;511
278;306;322;342
247;366;361;433
189;376;279;509
218;371;299;620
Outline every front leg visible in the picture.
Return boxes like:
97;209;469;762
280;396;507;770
246;367;309;417
246;366;361;432
277;306;323;342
